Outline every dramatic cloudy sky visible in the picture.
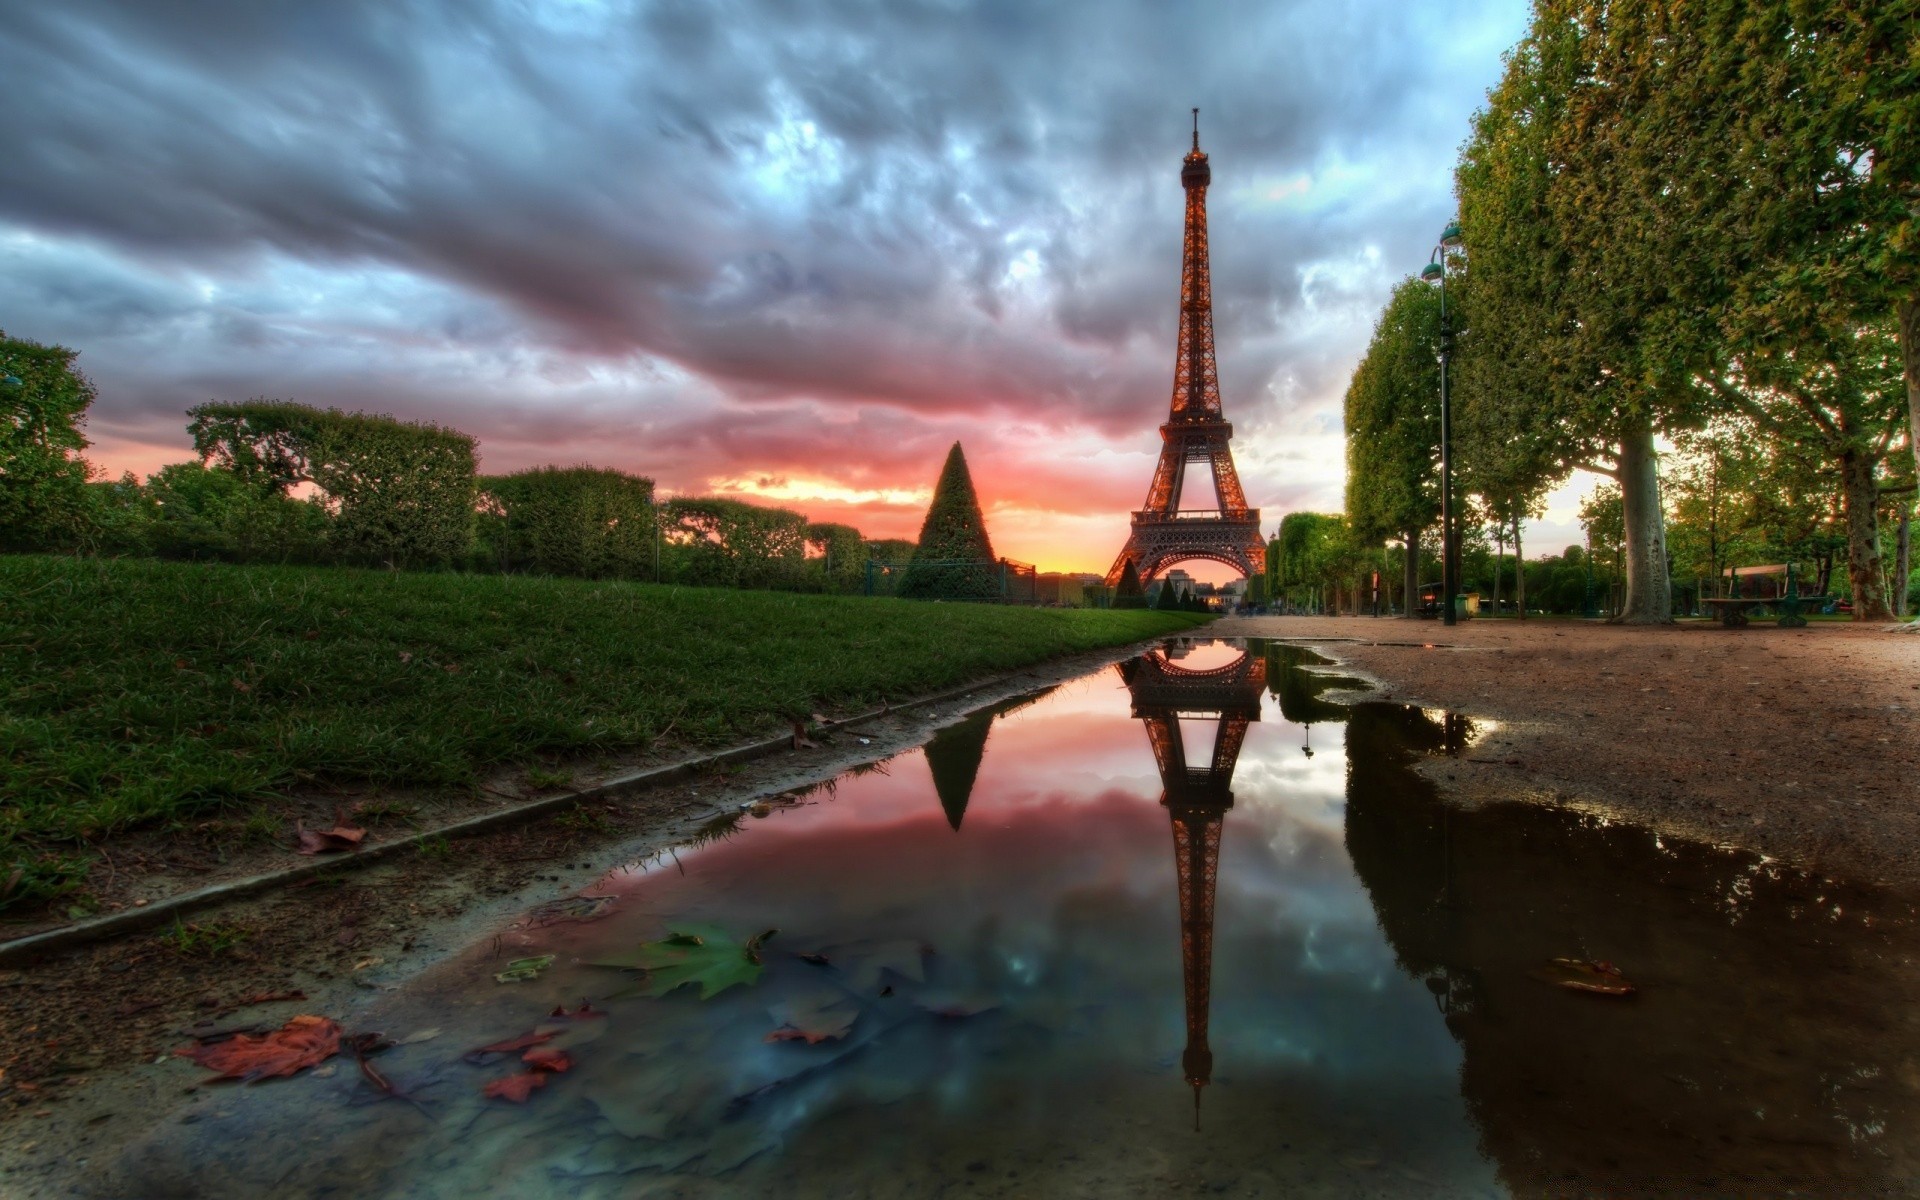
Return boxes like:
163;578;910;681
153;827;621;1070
2;0;1591;574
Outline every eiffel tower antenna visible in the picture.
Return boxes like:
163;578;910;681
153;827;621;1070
1107;115;1265;587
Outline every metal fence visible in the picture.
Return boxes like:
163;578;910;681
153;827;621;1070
864;557;1038;604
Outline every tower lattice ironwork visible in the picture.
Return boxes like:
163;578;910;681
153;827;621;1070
1117;642;1266;1124
1108;112;1265;587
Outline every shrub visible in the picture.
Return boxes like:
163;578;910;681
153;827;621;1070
804;522;866;593
663;497;810;589
143;462;330;563
478;466;656;579
188;400;476;567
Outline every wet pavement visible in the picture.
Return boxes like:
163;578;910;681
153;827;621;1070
103;639;1920;1198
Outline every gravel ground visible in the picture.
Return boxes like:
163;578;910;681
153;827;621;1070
1216;614;1920;888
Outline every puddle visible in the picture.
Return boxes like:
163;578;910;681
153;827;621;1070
114;639;1920;1198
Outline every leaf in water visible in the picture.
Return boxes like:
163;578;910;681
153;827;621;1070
466;1030;555;1061
293;822;366;855
810;939;927;993
765;988;862;1045
526;895;616;927
481;1071;550;1103
592;925;777;1000
495;954;556;984
913;990;1000;1019
522;1046;574;1072
175;1014;342;1082
1538;957;1637;996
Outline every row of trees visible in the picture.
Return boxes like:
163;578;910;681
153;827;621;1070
1;333;925;593
1344;0;1916;623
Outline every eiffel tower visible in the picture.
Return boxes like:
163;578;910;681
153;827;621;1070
1108;112;1265;587
1117;642;1266;1124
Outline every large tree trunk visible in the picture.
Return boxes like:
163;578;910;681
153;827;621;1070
1898;507;1912;619
1839;442;1893;622
1402;526;1421;619
1902;298;1920;627
1513;513;1526;619
1492;522;1505;617
1903;298;1920;499
1616;421;1673;623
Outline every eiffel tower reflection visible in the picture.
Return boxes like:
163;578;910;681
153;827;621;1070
1117;640;1267;1127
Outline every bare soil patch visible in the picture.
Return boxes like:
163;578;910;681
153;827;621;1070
1219;614;1920;887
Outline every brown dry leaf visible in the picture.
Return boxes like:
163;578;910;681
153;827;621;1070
398;651;413;663
1539;957;1637;997
466;1030;554;1061
481;1072;549;1103
175;1014;341;1082
231;679;252;694
294;822;367;855
790;720;818;750
521;1047;573;1072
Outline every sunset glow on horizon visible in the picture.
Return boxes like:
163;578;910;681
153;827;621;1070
3;1;1566;576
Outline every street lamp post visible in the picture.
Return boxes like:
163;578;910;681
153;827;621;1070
1421;221;1464;626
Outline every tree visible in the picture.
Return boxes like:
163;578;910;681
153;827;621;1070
1454;9;1687;623
143;462;330;563
0;332;96;551
1113;559;1147;609
1344;280;1443;617
899;442;1000;601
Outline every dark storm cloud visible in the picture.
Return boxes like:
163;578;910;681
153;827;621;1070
0;0;1527;548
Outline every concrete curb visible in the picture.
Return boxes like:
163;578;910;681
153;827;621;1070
0;676;1003;967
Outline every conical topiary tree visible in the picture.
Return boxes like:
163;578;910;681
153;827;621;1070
1154;576;1180;610
1114;559;1147;609
899;442;1000;600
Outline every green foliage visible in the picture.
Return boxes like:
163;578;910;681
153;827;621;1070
804;522;866;593
1153;576;1180;610
865;538;915;563
478;466;656;579
663;496;810;589
142;462;331;563
900;442;1000;600
188;399;477;567
593;924;778;999
1344;279;1442;546
1113;558;1146;608
0;331;97;551
0;554;1208;902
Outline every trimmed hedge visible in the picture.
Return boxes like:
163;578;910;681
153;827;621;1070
478;466;655;578
189;400;476;566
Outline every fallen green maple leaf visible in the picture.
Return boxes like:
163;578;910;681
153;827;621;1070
593;924;778;1000
495;954;556;984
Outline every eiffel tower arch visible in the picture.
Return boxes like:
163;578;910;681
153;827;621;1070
1116;643;1267;1120
1108;113;1266;587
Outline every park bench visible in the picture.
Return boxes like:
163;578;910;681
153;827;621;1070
1701;564;1824;628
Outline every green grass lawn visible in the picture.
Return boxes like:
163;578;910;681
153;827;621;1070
2;555;1209;906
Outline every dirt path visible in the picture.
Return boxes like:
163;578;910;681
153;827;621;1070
1217;614;1920;887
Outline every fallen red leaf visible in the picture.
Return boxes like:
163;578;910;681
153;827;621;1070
482;1071;549;1102
521;1047;573;1072
294;822;366;855
175;1014;341;1081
